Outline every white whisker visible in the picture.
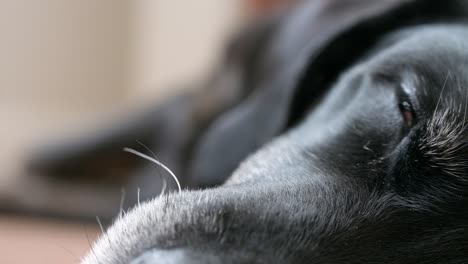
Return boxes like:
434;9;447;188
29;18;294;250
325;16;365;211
161;176;168;195
124;147;182;192
95;216;104;234
433;71;450;119
136;140;172;196
119;188;126;218
137;187;141;206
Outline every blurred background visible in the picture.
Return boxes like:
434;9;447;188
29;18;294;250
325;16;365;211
0;0;293;263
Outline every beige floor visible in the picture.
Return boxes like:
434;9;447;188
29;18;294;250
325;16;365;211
0;104;112;264
0;215;99;264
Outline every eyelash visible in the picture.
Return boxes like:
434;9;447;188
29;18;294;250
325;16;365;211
398;100;414;128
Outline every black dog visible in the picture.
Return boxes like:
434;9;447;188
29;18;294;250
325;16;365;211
32;0;468;263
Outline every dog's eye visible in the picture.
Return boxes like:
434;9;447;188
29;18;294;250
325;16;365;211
398;100;414;128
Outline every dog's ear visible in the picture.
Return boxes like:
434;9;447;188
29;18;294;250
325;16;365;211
187;0;466;187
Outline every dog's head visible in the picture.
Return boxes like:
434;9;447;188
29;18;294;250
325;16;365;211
83;1;468;263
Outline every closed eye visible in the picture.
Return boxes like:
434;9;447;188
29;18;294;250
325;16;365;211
399;100;414;128
396;84;417;129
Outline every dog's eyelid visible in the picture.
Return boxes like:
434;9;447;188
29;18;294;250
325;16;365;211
396;82;419;107
399;101;414;127
401;80;416;95
393;80;421;129
399;81;420;110
396;87;417;128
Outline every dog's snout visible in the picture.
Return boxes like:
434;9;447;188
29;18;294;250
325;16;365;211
130;248;220;264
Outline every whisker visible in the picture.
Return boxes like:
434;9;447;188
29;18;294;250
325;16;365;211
433;71;450;119
161;176;168;195
136;140;168;196
136;140;158;161
119;188;126;218
95;216;105;234
83;224;100;263
83;224;92;248
58;245;80;262
124;147;181;192
463;81;468;128
137;187;141;206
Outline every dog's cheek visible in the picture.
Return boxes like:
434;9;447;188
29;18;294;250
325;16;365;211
388;122;468;205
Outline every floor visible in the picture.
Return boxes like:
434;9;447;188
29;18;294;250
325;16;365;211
0;104;109;263
0;215;99;264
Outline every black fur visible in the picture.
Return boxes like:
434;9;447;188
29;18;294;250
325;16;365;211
43;0;468;263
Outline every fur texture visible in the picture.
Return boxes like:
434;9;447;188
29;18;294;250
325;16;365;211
79;1;468;263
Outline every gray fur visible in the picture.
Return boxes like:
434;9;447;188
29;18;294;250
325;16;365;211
82;1;468;263
84;26;468;263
